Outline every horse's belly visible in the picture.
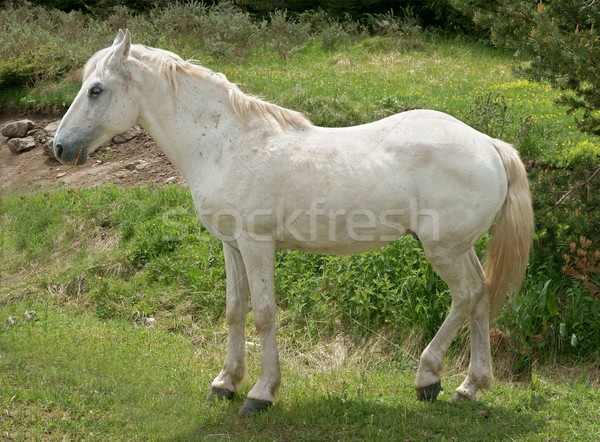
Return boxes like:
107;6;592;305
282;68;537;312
274;206;410;254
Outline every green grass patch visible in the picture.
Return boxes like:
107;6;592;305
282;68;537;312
1;302;599;440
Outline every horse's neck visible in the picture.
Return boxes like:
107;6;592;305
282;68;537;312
137;74;245;186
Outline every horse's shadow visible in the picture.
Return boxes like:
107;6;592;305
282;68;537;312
178;391;546;440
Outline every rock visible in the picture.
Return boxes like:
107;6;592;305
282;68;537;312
44;120;61;137
135;160;150;171
113;127;142;144
2;120;34;139
165;176;177;184
22;311;37;322
7;136;36;154
124;160;141;170
42;141;57;161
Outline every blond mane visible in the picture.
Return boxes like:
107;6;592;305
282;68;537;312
83;44;311;130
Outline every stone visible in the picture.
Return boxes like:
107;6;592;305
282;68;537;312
135;160;150;171
44;120;61;137
112;127;142;144
165;176;177;184
124;160;141;170
42;141;57;161
7;136;36;154
2;120;34;139
22;311;37;322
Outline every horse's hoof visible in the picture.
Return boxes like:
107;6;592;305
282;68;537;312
450;390;476;403
416;381;443;402
239;397;272;417
206;387;235;404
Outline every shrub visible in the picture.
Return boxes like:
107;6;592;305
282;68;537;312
200;2;262;63
0;44;79;87
267;9;310;62
149;0;207;44
0;52;41;87
366;9;425;51
319;21;348;54
276;237;453;341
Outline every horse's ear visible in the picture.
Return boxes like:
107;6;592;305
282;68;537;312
112;29;125;46
109;29;131;69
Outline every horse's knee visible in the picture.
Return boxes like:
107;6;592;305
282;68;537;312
252;302;276;333
226;301;247;326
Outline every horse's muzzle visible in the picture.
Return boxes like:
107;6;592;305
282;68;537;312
53;140;89;165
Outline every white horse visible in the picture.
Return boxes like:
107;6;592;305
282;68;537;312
54;30;534;416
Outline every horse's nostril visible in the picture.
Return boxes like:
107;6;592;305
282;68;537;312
55;142;63;158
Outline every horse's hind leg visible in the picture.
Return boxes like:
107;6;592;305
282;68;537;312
207;243;250;403
415;247;487;401
451;249;493;402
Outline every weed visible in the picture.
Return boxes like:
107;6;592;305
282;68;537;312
463;91;510;138
563;236;600;298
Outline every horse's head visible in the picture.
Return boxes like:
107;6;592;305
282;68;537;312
54;30;140;165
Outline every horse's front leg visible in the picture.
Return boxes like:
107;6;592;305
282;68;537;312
207;242;249;403
236;238;279;416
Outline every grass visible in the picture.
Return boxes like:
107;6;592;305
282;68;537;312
2;302;599;441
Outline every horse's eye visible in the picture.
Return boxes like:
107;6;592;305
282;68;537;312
88;84;103;97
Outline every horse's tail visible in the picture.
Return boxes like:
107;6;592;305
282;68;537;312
485;140;534;320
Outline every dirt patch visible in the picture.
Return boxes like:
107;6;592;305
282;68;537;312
0;109;184;189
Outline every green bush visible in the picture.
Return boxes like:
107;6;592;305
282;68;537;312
0;44;77;87
319;21;348;54
275;237;452;340
200;2;262;63
268;9;311;62
0;52;40;88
